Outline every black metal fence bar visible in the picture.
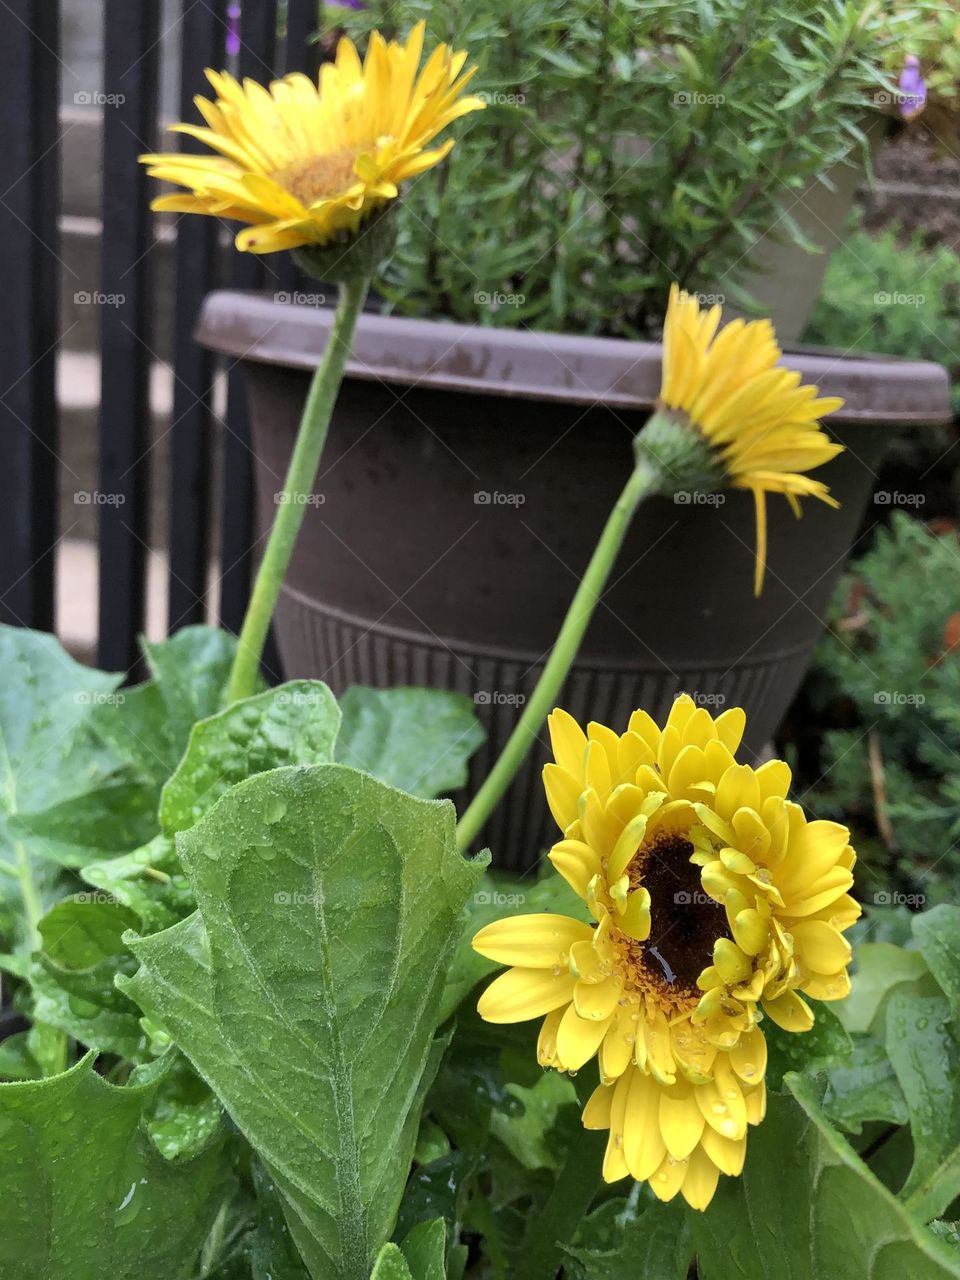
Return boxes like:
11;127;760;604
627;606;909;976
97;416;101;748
0;1;60;632
97;0;161;673
167;0;228;632
217;0;281;642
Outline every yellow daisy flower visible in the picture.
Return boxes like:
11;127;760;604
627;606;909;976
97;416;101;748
657;284;845;594
472;695;859;1211
140;22;483;255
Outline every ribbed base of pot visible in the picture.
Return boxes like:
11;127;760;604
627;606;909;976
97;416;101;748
275;587;812;871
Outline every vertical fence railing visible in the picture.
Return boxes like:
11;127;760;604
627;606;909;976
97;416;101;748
217;4;280;646
167;0;228;634
0;0;330;670
0;1;61;633
97;0;161;673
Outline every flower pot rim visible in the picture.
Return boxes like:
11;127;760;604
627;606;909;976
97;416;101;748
196;289;951;427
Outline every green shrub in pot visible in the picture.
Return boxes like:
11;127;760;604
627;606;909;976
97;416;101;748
335;0;898;336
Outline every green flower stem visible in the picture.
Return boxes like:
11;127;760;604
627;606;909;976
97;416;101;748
455;455;660;852
522;1120;606;1280
225;275;369;704
14;838;42;950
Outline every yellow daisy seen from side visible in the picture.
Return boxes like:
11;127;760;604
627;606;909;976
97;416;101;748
140;22;483;255
472;694;859;1210
657;284;845;594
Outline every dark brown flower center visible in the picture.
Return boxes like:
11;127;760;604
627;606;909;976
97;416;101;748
627;832;728;999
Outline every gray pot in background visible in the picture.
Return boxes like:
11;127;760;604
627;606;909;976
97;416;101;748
197;293;950;870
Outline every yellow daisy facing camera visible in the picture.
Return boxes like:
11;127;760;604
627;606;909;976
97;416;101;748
473;694;859;1210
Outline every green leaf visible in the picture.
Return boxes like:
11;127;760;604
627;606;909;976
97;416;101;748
139;1053;224;1161
30;895;147;1059
370;1244;415;1280
0;1053;230;1280
247;1160;311;1280
335;687;484;799
397;1219;447;1280
695;1074;960;1279
0;627;125;891
28;960;145;1061
370;1221;447;1280
122;765;486;1280
140;626;239;751
836;943;933;1035
395;1151;477;1244
564;1198;692;1280
82;835;194;933
913;907;960;1022
764;1003;852;1088
38;895;140;967
821;1035;908;1135
490;1070;578;1173
0;1032;41;1081
160;681;341;834
886;992;960;1222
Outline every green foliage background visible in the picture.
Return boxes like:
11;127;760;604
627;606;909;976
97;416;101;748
333;0;896;336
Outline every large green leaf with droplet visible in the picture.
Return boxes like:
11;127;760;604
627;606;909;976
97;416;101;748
335;687;484;799
886;992;960;1221
836;943;934;1036
913;907;960;1024
122;764;486;1280
0;1053;230;1280
160;681;340;835
695;1075;960;1279
822;1035;908;1135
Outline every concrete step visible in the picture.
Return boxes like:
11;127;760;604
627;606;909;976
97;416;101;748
60;213;175;359
56;350;228;547
56;536;220;666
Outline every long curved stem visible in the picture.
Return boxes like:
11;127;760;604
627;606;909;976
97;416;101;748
225;275;369;704
456;457;659;851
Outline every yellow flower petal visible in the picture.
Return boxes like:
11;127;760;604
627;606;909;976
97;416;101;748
762;989;814;1032
471;914;592;968
582;1082;614;1129
659;1081;706;1161
623;1069;667;1181
790;919;852;974
547;839;601;900
556;1004;613;1070
477;967;575;1024
680;1143;721;1210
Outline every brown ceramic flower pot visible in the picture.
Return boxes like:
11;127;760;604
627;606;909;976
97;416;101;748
196;293;950;870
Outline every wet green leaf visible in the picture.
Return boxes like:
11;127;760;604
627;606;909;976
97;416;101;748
565;1197;692;1280
122;765;485;1280
335;687;484;799
695;1074;960;1279
765;1003;852;1088
886;991;960;1222
821;1035;908;1135
914;907;960;1023
0;1053;230;1280
160;681;340;835
836;943;933;1035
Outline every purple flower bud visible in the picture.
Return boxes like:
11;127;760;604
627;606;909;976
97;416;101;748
898;54;927;121
226;3;241;58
